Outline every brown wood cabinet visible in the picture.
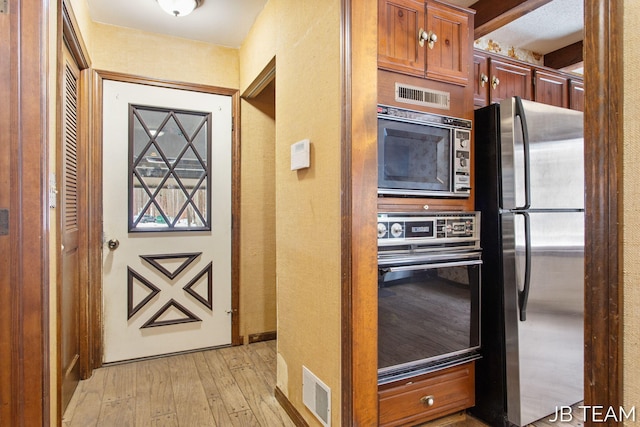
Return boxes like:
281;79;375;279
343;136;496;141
474;49;583;111
569;79;584;111
378;0;473;86
489;57;532;105
534;69;569;108
474;52;531;106
378;362;475;427
472;52;489;107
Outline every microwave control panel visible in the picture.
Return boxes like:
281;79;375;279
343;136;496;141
454;129;472;195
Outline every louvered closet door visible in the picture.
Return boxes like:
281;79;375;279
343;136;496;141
101;80;232;363
60;45;81;410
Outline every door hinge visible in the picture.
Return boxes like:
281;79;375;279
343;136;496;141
0;0;7;14
0;209;8;236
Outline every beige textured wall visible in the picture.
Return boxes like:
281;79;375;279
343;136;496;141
89;23;239;89
238;0;278;342
239;82;277;340
274;1;343;425
623;2;640;422
239;2;343;424
239;0;276;93
67;0;94;49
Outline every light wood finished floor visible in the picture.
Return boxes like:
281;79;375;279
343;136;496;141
62;340;296;427
65;339;584;427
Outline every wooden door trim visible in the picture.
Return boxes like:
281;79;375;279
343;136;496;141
1;0;50;425
341;0;379;425
57;42;83;414
583;1;623;424
88;70;243;366
58;0;95;389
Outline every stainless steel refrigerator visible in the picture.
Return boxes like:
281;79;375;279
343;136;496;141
471;97;584;427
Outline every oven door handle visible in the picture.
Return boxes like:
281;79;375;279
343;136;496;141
378;250;483;267
385;259;482;273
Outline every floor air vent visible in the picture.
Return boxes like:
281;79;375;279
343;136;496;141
395;82;450;110
302;366;331;426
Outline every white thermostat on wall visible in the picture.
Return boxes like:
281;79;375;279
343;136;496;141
291;139;310;171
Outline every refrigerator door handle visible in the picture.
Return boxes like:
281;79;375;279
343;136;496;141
517;211;532;321
514;96;531;210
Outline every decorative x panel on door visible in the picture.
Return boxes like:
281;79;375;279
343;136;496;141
127;252;214;329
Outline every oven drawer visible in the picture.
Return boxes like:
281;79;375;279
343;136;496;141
378;362;475;427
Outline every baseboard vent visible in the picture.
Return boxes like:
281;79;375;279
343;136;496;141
302;366;331;427
395;82;450;110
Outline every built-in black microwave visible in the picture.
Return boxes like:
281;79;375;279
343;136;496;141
378;105;472;198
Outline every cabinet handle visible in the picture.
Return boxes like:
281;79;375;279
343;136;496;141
480;73;489;87
491;75;500;89
419;29;437;49
420;395;435;407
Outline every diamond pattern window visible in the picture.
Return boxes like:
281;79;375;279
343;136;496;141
129;105;211;231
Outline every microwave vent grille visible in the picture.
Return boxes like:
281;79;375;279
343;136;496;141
395;83;450;110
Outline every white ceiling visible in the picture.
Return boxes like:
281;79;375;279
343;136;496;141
86;0;583;56
86;0;269;48
481;0;583;55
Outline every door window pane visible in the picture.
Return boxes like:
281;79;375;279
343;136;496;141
129;105;211;231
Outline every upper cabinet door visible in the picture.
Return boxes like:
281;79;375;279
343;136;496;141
569;79;584;111
473;52;489;108
489;58;532;104
534;69;569;108
378;0;426;77
424;0;470;86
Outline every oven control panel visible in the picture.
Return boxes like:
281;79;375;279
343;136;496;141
377;212;479;246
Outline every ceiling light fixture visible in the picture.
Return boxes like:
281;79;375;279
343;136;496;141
157;0;202;17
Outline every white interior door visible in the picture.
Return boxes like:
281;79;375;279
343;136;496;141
102;80;232;363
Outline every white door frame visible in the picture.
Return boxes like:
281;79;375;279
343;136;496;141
89;71;241;366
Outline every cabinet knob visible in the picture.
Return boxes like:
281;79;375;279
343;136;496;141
480;73;489;87
492;75;500;89
420;395;435;407
419;29;437;49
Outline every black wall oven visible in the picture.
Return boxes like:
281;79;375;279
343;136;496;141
378;105;472;198
377;212;482;384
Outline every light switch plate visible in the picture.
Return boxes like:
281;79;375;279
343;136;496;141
291;139;310;170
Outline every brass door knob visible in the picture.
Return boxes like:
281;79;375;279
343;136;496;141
107;239;120;250
492;75;500;89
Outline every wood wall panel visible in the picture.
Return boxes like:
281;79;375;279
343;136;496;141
0;3;12;425
343;0;379;425
583;2;623;426
0;0;50;425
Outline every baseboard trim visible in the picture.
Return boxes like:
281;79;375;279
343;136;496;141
275;386;309;427
248;331;277;343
